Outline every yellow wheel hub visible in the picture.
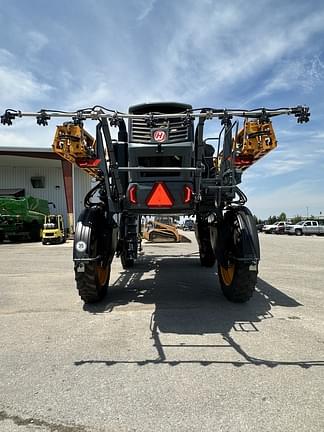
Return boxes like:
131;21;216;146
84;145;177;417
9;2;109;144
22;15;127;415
220;263;235;286
96;263;110;286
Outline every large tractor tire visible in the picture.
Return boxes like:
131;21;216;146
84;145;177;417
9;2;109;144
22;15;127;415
119;214;138;269
218;262;257;303
75;239;111;303
217;207;260;303
200;242;216;267
74;208;116;303
120;253;134;269
29;221;42;242
8;235;23;243
196;218;216;267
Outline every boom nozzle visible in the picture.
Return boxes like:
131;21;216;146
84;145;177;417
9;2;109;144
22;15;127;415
1;110;17;126
291;106;310;123
36;110;51;126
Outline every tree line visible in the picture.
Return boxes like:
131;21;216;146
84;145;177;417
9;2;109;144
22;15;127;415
254;213;316;225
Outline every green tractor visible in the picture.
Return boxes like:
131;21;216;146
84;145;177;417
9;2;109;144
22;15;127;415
0;195;49;242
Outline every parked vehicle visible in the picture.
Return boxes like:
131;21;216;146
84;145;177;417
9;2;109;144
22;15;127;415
183;219;195;231
0;195;49;242
143;220;185;243
286;220;324;236
262;221;291;234
42;214;66;244
256;223;264;232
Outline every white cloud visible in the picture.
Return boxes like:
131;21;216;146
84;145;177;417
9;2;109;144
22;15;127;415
0;130;34;147
246;179;324;218
258;159;307;176
0;48;14;63
26;31;49;55
137;0;157;21
29;2;324;115
0;49;53;107
0;120;54;148
65;75;112;109
311;132;324;139
243;141;318;179
149;5;324;103
251;56;324;100
0;66;52;107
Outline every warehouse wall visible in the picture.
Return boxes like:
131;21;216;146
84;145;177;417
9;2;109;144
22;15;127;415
0;155;92;229
0;163;67;218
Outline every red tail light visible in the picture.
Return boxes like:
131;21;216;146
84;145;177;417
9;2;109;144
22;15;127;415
146;182;174;208
129;185;137;204
184;185;193;203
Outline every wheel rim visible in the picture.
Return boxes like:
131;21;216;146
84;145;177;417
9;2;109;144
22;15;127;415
220;263;235;286
96;263;110;286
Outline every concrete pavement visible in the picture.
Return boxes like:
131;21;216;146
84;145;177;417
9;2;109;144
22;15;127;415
0;233;323;431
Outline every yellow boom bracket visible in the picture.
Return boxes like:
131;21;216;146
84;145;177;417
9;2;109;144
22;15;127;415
233;120;277;170
52;123;101;177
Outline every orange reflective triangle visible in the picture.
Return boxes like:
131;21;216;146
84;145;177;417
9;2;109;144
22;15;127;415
146;182;174;207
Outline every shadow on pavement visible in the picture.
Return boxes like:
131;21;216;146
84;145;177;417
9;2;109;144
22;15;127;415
76;254;323;369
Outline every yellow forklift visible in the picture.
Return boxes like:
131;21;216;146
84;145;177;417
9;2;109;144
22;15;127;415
42;214;66;245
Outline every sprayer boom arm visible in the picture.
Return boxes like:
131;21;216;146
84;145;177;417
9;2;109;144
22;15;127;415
1;106;310;125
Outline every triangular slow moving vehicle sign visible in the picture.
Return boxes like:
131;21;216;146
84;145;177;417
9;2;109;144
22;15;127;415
146;182;174;207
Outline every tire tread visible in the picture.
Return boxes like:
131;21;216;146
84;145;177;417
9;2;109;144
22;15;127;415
218;263;257;303
75;262;108;303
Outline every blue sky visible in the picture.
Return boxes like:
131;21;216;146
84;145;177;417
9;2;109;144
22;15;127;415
0;0;323;219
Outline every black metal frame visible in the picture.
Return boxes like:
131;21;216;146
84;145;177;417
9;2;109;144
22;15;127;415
93;110;241;216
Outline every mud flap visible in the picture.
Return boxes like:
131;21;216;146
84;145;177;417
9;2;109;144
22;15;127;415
234;208;260;262
215;206;260;266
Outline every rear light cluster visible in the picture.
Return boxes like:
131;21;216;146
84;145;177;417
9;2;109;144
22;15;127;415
128;182;192;207
183;185;192;204
129;185;137;204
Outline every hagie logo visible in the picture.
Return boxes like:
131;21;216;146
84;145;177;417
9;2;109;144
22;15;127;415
153;129;167;142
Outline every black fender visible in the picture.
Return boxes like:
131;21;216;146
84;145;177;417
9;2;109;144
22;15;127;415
73;207;118;264
215;206;260;265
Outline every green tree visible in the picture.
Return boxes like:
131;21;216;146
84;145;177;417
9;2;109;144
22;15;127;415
268;215;277;224
278;212;287;221
253;215;264;225
291;215;302;224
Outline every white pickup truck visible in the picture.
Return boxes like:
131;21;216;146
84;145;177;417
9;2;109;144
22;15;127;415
286;220;324;236
262;221;291;234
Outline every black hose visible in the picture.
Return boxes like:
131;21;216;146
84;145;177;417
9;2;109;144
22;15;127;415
84;182;104;208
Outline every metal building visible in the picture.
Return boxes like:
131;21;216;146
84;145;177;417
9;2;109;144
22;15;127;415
0;147;92;233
